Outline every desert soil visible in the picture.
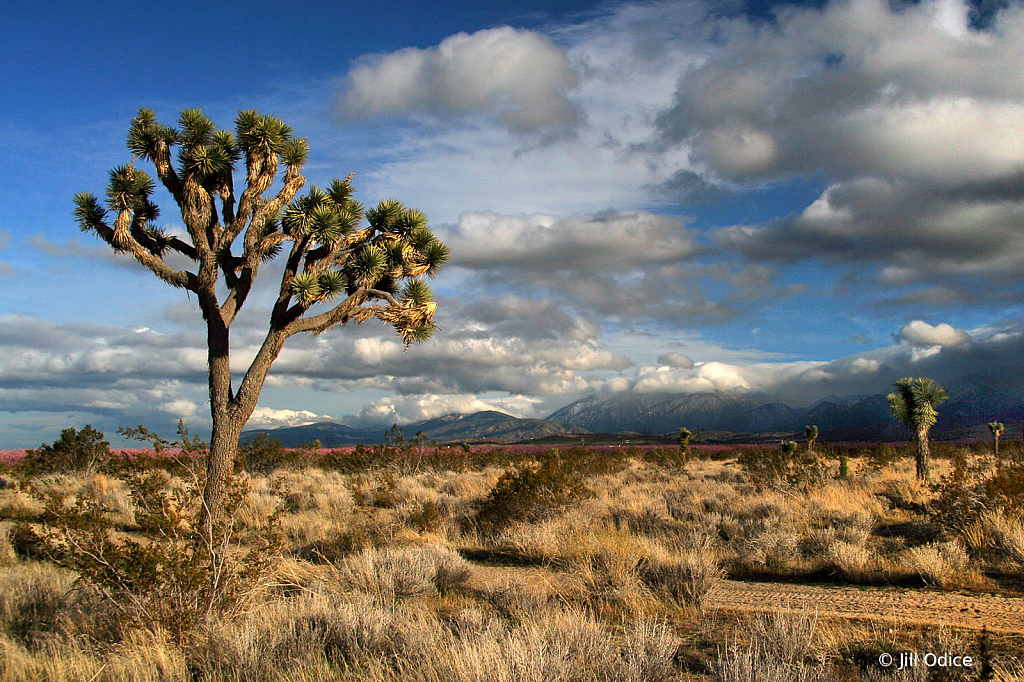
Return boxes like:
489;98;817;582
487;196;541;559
467;563;1024;635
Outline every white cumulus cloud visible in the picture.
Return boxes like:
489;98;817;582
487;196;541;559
339;27;582;133
898;320;972;347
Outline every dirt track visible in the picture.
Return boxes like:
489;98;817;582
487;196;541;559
706;579;1024;635
467;563;1024;635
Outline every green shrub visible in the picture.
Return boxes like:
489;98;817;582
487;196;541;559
476;450;592;532
738;443;829;488
237;434;317;473
21;425;110;476
868;442;902;471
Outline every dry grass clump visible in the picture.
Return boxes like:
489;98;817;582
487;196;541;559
639;533;723;609
0;487;44;521
333;545;472;601
196;594;677;682
713;609;829;682
962;511;1024;566
902;540;975;588
824;541;872;579
481;575;550;617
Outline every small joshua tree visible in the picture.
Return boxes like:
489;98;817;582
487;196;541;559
678;427;693;456
988;421;1004;459
780;440;798;457
888;377;948;480
804;425;818;454
74;107;448;530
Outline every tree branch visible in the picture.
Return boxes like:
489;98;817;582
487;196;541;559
283;288;399;337
101;210;198;290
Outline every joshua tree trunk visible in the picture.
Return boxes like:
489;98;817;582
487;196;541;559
915;429;930;480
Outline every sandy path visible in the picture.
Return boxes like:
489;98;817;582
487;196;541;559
466;563;1024;635
706;579;1024;635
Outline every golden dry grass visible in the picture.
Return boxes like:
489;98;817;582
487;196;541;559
0;446;1022;680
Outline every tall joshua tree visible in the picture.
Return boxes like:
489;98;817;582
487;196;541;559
74;108;449;530
804;425;818;454
887;377;948;480
988;421;1004;459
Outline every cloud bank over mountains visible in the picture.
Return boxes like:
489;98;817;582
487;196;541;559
5;0;1024;445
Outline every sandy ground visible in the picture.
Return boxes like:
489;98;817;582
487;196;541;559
467;563;1024;635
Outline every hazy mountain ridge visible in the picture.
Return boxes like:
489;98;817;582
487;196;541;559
245;380;1023;447
242;410;587;447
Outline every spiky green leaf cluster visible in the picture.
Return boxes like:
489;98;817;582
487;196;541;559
106;165;155;211
127;107;178;160
235;110;293;157
888;377;948;432
73;193;108;233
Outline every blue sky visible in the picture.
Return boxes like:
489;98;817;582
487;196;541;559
2;0;1023;446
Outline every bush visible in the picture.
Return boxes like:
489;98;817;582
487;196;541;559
642;545;723;609
476;450;592;532
737;444;829;489
20;426;281;642
238;434;318;474
21;425;110;476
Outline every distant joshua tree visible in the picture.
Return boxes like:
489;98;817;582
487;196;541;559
887;377;948;480
988;421;1005;459
678;427;693;456
804;425;818;453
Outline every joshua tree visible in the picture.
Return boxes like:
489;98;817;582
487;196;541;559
74;107;448;530
887;377;948;480
988;421;1005;459
804;425;818;453
780;440;798;457
678;427;693;455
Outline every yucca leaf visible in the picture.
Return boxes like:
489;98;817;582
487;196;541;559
290;271;321;306
74;193;107;232
423;240;450;276
395;209;428;236
317;270;348;300
282;137;309;167
366;198;404;230
384;241;408;269
327;178;352;205
402;280;433;306
212;129;241;163
178;109;215;149
402;322;435;344
106;165;155;210
408;226;434;252
310;205;341;245
350;244;387;284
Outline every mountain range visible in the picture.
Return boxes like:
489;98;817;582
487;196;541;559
243;381;1024;446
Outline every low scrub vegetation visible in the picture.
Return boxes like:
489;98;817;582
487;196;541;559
0;428;1022;679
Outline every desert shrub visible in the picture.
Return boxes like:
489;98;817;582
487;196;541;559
20;425;111;477
903;540;972;588
868;442;903;471
825;541;871;578
738;445;830;489
335;546;471;602
237;434;318;473
0;563;78;650
930;449;1008;531
19;427;281;642
713;609;829;682
482;576;550;617
476;450;592;532
642;540;723;609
